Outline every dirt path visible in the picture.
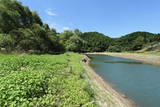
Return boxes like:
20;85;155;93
82;56;136;107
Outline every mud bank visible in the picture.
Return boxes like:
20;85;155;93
87;52;160;66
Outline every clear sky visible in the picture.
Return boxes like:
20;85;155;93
20;0;160;38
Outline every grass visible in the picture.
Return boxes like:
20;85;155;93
0;52;96;107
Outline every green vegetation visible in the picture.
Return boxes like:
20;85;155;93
0;0;111;53
80;32;111;52
108;32;160;52
59;31;111;52
1;0;160;106
0;53;96;106
0;0;159;53
0;0;64;53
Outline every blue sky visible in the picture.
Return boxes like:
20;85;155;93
20;0;160;38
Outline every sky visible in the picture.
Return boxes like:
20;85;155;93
20;0;160;38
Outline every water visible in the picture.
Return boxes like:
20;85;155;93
88;54;160;107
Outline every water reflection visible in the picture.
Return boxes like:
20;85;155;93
104;61;144;64
89;54;160;107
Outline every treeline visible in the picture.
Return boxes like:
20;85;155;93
0;0;160;53
109;32;160;52
0;0;111;53
59;31;111;52
0;0;64;53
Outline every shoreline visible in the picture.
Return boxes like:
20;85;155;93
82;56;136;107
86;52;160;66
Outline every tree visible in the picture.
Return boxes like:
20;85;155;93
108;31;160;52
59;30;84;52
0;34;14;52
81;32;111;52
65;34;84;52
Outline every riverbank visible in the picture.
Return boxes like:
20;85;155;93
82;56;135;107
86;52;160;66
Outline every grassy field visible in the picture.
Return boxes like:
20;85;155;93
0;53;96;107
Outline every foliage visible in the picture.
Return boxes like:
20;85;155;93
108;32;160;52
59;30;84;52
0;0;160;53
0;53;96;106
0;0;64;53
80;32;111;52
0;34;14;52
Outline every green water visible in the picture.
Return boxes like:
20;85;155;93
88;54;160;107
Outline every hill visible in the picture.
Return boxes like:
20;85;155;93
108;32;160;52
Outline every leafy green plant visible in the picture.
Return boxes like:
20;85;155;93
0;53;96;106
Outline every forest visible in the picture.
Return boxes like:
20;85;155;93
0;0;160;54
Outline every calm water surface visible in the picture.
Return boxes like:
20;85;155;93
88;54;160;107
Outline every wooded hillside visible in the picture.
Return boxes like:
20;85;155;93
0;0;160;53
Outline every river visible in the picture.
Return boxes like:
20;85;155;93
88;54;160;107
